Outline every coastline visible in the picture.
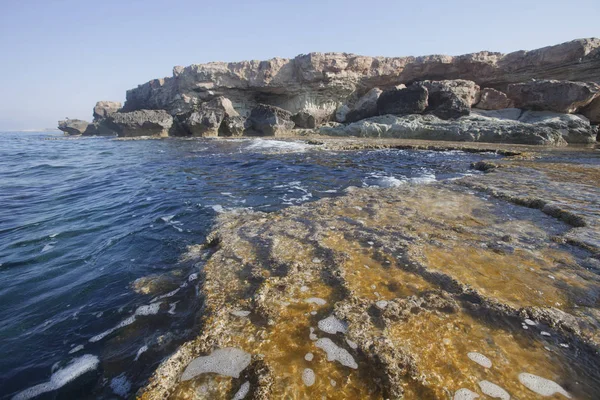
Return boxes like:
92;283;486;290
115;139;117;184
136;140;600;399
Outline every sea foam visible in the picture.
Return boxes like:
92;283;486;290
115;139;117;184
180;348;251;380
12;354;99;400
315;338;358;369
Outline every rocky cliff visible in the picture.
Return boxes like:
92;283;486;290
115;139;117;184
58;38;600;144
122;38;600;117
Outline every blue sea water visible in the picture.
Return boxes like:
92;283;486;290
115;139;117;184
0;132;497;399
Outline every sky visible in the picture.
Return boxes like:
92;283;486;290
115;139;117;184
0;0;598;131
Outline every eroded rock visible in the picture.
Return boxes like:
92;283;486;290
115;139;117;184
476;88;513;110
376;86;428;116
247;104;295;136
106;109;173;137
507;80;600;113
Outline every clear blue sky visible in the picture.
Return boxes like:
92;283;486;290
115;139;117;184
0;0;598;130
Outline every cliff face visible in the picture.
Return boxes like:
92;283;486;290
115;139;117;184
123;38;600;116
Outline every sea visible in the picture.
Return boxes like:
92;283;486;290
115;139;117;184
0;131;498;399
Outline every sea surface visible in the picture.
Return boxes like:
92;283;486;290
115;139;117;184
0;132;498;399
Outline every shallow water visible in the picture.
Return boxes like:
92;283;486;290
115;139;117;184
0;132;496;399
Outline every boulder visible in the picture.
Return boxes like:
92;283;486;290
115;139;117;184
415;80;479;120
376;86;428;116
345;88;383;123
425;90;470;120
180;97;239;137
291;109;331;129
319;113;574;146
507;80;600;113
220;115;247;136
57;119;91;135
475;88;513;110
335;105;351;123
106;110;173;137
247;104;295;136
581;97;600;123
417;80;480;105
93;101;122;120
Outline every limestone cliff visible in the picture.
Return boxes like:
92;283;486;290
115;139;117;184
122;38;600;116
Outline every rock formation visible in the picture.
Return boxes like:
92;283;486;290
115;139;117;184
475;88;513;110
105;110;173;137
57;119;91;135
507;80;600;113
60;37;600;142
93;101;122;120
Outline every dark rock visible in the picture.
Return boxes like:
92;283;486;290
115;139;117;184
415;80;479;120
345;88;382;123
291;111;317;129
106;110;173;137
376;86;428;116
247;104;295;136
581;97;600;124
426;90;470;120
507;80;600;113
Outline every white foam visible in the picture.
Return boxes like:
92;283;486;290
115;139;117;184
309;327;318;341
315;338;358;369
318;316;348;335
305;297;327;306
90;303;161;343
180;348;251;380
305;353;314;362
541;331;551;337
211;205;225;213
135;302;161;316
300;286;309;292
161;215;175;223
188;273;198;282
231;310;251;317
110;373;131;398
134;345;148;361
454;388;479;400
518;373;571;398
152;288;180;302
369;174;406;188
168;302;178;315
12;354;99;400
68;345;84;354
478;380;510;400
524;319;537;326
49;233;59;238
346;339;358;349
467;352;492;368
302;368;316;387
233;381;250;400
410;172;436;184
246;139;309;153
41;243;55;253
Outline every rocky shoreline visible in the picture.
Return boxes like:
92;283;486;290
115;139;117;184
59;38;600;145
132;140;600;399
